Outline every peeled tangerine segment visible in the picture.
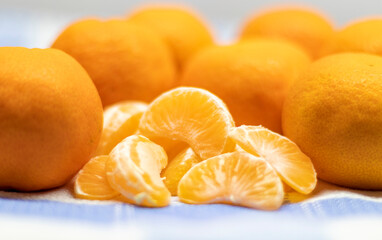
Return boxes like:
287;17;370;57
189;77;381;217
178;152;284;210
162;147;201;196
95;101;148;156
74;155;119;200
106;135;170;207
229;125;317;194
138;87;235;160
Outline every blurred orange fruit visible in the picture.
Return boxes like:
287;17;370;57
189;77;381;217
0;47;103;191
52;19;176;106
106;135;170;207
74;155;119;200
334;19;382;56
139;87;234;160
162;147;201;195
178;152;284;210
95;101;148;156
229;125;317;194
181;39;310;133
240;7;334;59
128;6;214;70
283;53;382;190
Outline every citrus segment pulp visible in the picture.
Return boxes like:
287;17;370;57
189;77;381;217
106;135;170;207
95;101;148;155
229;125;316;194
139;87;234;160
74;155;119;200
162;147;201;195
178;152;284;210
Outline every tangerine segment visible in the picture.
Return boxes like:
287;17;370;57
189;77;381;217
95;101;148;156
74;155;119;200
106;135;170;207
178;152;284;210
139;87;235;160
162;148;201;196
147;136;189;160
229;125;317;194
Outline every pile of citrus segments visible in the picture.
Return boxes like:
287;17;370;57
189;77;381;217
75;87;317;210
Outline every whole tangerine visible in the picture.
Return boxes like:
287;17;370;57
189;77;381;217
52;19;176;107
240;7;334;59
0;47;103;191
128;6;214;70
334;19;382;56
181;39;311;133
283;53;382;189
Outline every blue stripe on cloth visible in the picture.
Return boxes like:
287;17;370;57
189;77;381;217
0;197;381;222
1;197;381;239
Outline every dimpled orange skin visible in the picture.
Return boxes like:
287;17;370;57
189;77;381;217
283;53;382;190
52;19;176;107
335;19;382;56
128;6;214;70
0;47;103;191
181;39;311;133
240;7;334;59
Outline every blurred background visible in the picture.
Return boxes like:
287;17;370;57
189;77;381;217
0;0;381;48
